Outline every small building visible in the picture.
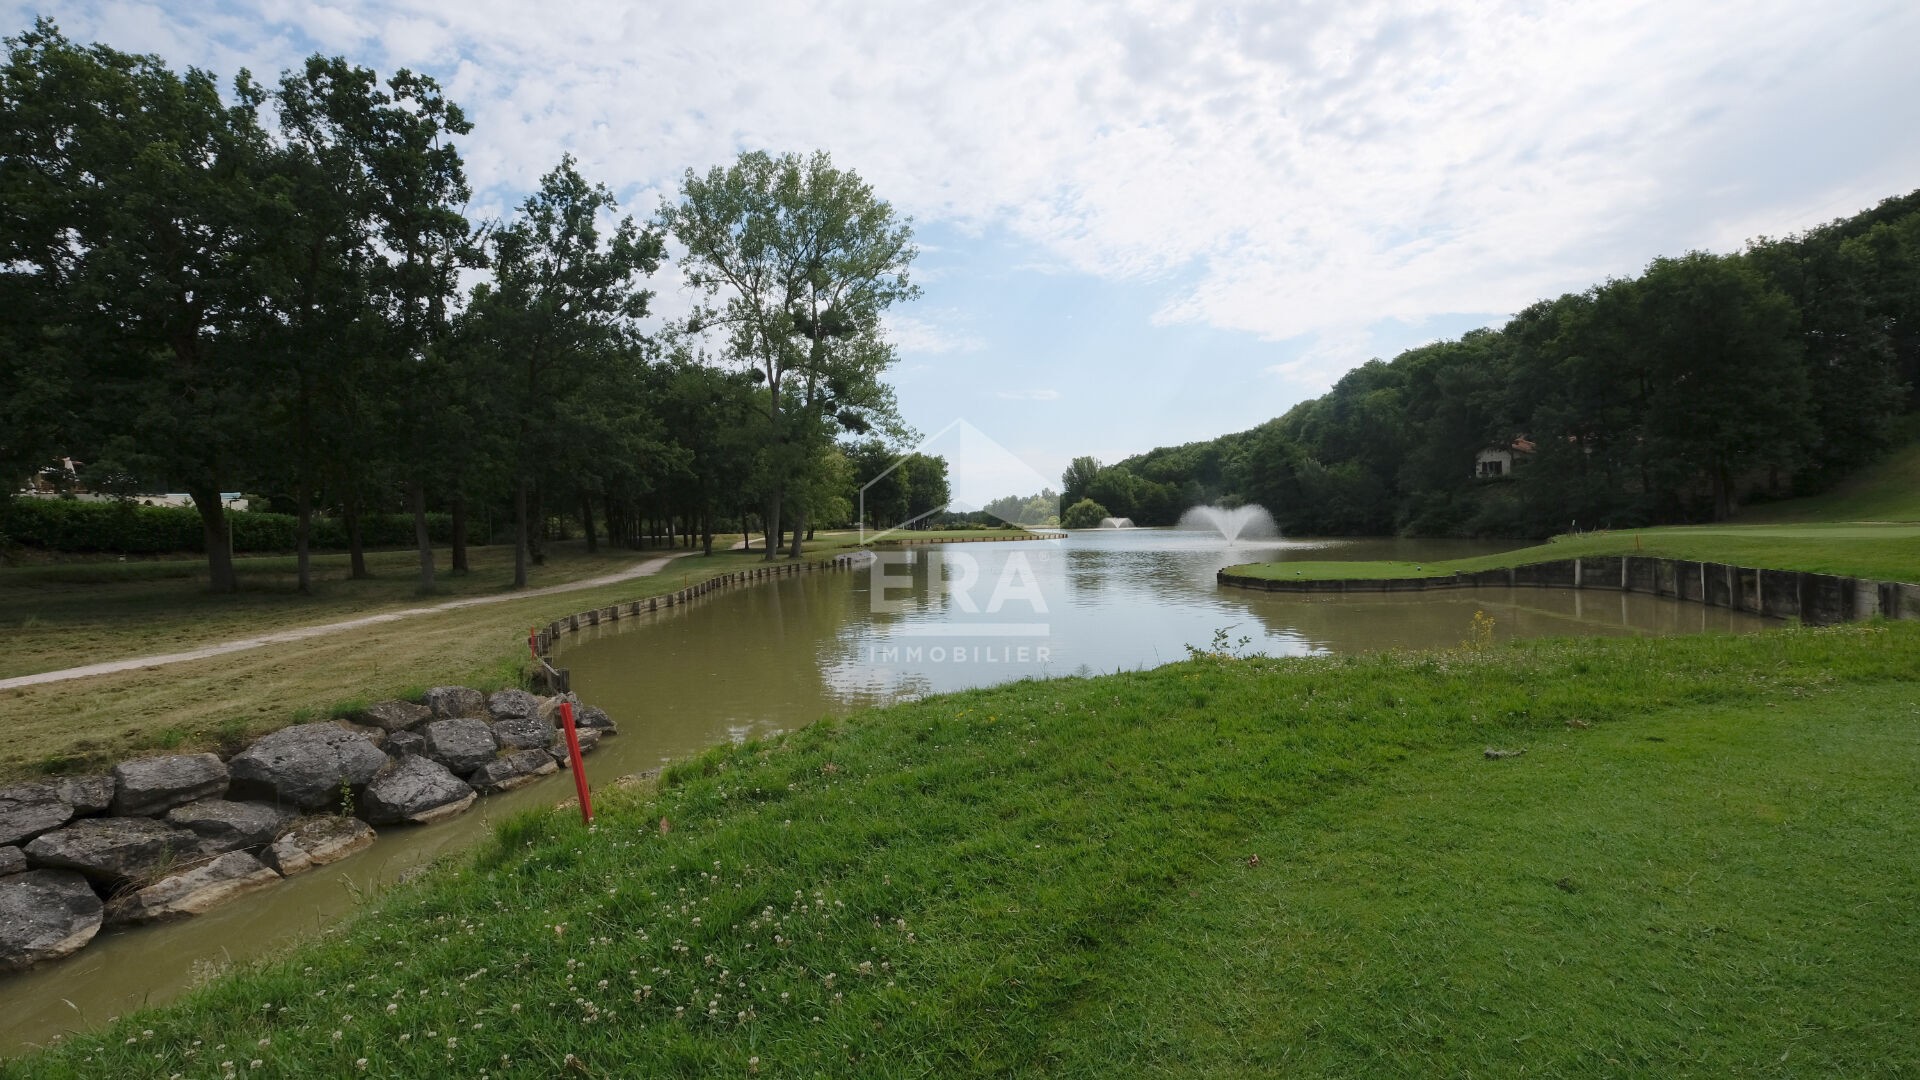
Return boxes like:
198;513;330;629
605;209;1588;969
1474;437;1535;479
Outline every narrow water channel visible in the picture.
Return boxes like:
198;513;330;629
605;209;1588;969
0;530;1774;1054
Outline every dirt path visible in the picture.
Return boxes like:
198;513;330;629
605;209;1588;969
0;551;697;692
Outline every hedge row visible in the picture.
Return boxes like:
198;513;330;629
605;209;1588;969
0;498;486;555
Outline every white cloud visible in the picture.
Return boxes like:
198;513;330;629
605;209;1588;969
883;312;983;355
19;0;1920;357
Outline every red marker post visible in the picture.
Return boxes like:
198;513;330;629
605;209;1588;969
527;627;541;663
557;701;594;825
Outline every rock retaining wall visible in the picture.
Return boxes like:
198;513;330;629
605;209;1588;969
1;684;612;974
1217;555;1920;626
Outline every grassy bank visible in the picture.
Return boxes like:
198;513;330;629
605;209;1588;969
6;622;1916;1075
0;530;1036;781
1225;521;1920;585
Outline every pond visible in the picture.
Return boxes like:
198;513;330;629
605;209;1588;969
0;530;1773;1054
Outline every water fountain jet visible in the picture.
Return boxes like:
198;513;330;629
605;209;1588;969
1177;504;1278;542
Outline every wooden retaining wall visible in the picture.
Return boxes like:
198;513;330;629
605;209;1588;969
1217;555;1920;627
532;552;872;670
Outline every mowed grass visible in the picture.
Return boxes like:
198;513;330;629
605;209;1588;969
1741;440;1920;523
0;541;868;782
1227;521;1920;585
6;623;1916;1076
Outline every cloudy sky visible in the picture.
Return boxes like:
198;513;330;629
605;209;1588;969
10;1;1920;488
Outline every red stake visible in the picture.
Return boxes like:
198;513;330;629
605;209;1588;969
527;626;540;662
557;701;594;824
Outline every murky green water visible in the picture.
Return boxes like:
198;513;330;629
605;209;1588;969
0;530;1773;1054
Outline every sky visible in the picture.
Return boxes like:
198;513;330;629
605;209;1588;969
9;1;1920;491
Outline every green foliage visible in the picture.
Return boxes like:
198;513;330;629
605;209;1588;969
1067;192;1920;537
0;499;484;555
1060;497;1111;529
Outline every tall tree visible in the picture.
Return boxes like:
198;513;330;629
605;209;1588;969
468;156;662;588
2;20;275;592
662;150;918;559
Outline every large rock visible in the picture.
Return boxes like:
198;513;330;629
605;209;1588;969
387;730;427;758
537;693;581;724
0;784;72;847
361;757;475;826
165;799;294;856
51;776;114;816
106;851;280;925
333;720;388;751
262;816;375;876
226;723;388;811
549;727;603;767
356;699;431;733
487;688;542;721
111;754;229;817
22;817;200;886
0;870;103;973
423;686;486;720
421;718;497;775
573;706;617;733
0;846;24;876
492;715;552;751
470;749;559;794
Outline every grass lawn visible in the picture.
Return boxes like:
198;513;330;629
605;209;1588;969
0;529;1036;781
1740;441;1920;524
1225;521;1920;585
7;623;1916;1075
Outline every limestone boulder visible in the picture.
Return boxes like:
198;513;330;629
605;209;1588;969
111;753;229;817
423;686;485;720
262;816;375;877
487;688;542;720
0;846;24;876
387;730;427;759
106;851;280;925
22;817;199;886
470;749;559;794
0;784;72;847
492;715;552;751
333;720;388;751
574;705;617;732
51;776;114;816
166;799;294;856
356;699;431;733
421;718;497;776
226;723;387;811
0;869;103;973
360;757;475;826
549;727;603;767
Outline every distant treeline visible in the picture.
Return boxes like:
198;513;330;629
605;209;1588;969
1065;191;1920;537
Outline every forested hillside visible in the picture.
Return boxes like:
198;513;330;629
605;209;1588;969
1064;191;1920;537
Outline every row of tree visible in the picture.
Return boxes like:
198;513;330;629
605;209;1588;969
1066;190;1920;537
0;21;934;590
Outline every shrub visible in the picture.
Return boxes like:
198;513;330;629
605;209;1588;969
0;497;485;555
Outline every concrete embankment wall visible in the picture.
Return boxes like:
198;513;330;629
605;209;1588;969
1218;555;1920;626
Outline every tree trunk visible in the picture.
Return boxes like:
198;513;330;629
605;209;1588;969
295;482;312;595
450;494;469;574
344;494;369;579
1712;459;1733;522
513;477;530;589
529;485;546;565
763;491;781;561
582;493;599;554
788;506;806;558
190;486;238;594
702;509;714;556
411;479;435;592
